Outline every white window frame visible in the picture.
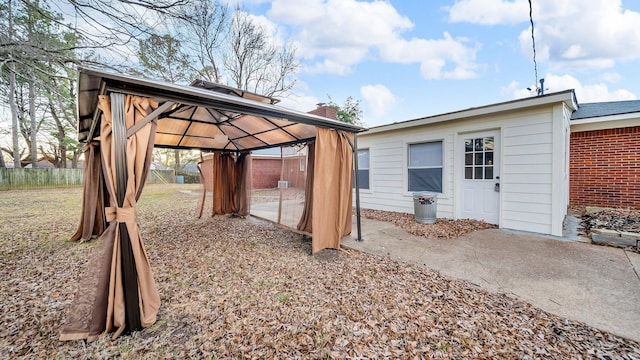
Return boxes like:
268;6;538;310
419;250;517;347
355;148;370;190
407;141;444;193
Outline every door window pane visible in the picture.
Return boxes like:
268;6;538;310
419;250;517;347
465;153;473;165
464;136;495;180
474;153;483;165
484;137;494;150
465;167;473;179
474;167;483;179
485;167;493;179
465;139;473;152
485;151;493;165
474;138;483;151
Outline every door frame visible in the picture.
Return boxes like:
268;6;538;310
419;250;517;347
454;128;502;226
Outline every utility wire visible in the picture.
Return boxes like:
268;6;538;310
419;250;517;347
528;0;539;93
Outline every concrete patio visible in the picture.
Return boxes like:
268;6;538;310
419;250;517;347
341;217;640;342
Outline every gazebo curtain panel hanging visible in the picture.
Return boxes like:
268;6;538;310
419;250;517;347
69;141;106;242
311;129;354;253
61;94;161;341
212;152;252;216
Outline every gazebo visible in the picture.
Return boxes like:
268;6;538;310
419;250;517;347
61;67;366;341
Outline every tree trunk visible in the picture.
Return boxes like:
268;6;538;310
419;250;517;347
49;101;67;168
9;61;21;168
8;1;21;168
174;149;181;172
72;150;79;169
29;76;38;168
0;151;5;168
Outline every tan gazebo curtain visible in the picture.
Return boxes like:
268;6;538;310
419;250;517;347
70;141;106;242
213;152;252;216
61;94;161;341
196;155;215;218
311;129;353;253
297;142;315;233
236;153;252;217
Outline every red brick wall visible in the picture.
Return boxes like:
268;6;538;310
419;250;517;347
570;126;640;209
252;158;281;189
252;157;307;189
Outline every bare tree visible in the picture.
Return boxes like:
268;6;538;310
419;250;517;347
6;0;21;168
223;9;298;98
182;0;228;83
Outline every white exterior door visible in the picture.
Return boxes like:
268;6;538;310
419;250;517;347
459;131;500;224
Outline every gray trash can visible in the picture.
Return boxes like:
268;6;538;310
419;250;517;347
413;192;437;224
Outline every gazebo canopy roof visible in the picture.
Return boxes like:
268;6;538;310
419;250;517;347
77;67;365;152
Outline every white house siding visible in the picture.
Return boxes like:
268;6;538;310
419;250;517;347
356;96;574;236
500;108;554;234
357;124;458;217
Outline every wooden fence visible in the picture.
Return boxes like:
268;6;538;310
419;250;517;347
0;168;177;190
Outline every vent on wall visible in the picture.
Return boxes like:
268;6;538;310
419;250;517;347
278;181;289;189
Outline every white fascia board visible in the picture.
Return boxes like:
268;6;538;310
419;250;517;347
364;90;577;136
571;113;640;132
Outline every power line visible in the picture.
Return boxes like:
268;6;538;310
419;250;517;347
528;0;540;94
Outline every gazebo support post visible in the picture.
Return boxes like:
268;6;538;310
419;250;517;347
111;93;142;332
353;133;362;242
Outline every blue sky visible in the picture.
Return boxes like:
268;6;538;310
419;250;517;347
231;0;640;127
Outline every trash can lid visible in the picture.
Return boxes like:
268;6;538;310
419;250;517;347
412;191;437;198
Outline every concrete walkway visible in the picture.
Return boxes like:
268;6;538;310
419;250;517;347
341;217;640;342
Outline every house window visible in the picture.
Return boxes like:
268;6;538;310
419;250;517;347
408;141;443;193
464;137;494;180
355;149;370;190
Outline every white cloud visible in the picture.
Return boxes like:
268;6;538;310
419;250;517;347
544;74;637;102
360;84;399;118
379;33;480;80
265;0;480;79
500;80;522;96
506;73;637;102
275;93;320;113
268;79;321;112
447;0;529;25
600;72;621;83
447;0;640;70
452;0;640;70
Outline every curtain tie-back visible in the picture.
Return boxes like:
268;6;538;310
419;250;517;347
105;206;136;224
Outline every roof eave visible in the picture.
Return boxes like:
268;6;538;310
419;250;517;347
364;89;577;135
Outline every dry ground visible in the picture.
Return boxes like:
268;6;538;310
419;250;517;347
1;185;640;359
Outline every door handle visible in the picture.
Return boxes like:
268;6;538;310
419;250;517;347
494;176;500;192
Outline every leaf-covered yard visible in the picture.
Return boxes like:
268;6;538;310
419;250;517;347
1;185;639;359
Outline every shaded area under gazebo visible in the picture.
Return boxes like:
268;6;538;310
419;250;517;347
61;67;366;341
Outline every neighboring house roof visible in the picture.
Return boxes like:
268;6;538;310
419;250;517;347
363;90;577;135
570;99;640;132
182;163;199;173
253;147;305;158
571;100;640;120
150;162;171;170
25;160;55;168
